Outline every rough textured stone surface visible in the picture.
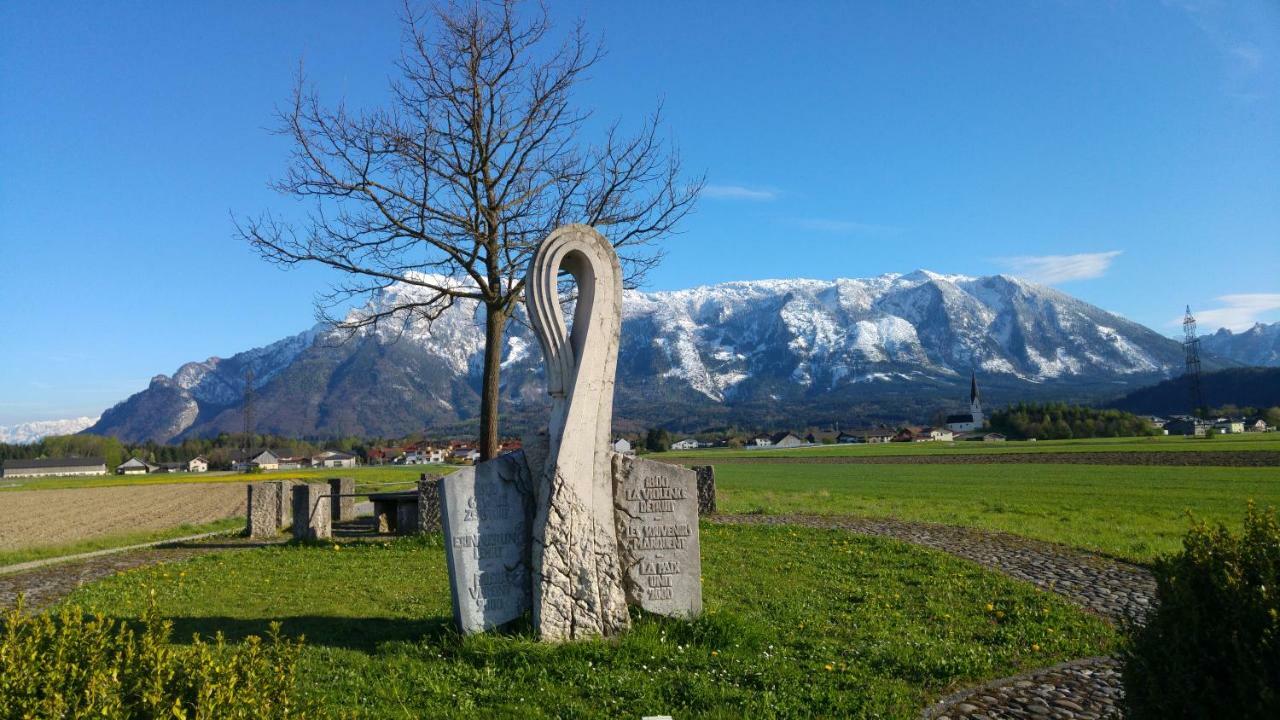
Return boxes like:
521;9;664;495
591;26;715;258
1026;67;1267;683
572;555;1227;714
526;225;630;641
692;465;717;515
246;480;296;538
613;454;702;617
290;483;332;541
439;451;535;634
417;474;441;532
328;477;355;522
922;657;1123;720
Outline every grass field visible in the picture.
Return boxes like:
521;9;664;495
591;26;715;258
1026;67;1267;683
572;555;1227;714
713;463;1280;562
64;525;1115;719
0;464;450;493
0;518;244;568
657;432;1280;460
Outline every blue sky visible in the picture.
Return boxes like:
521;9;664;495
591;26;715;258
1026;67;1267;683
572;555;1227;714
1;0;1277;424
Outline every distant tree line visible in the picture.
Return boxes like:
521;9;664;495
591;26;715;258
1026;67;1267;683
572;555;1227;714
0;433;372;472
988;403;1159;440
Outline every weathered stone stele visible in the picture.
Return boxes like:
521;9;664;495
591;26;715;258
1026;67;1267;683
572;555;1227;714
328;477;355;522
613;454;702;617
246;480;296;538
291;483;332;541
439;451;535;633
417;474;442;533
525;225;630;641
692;465;717;515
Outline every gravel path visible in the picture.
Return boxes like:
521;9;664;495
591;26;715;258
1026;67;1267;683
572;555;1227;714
0;536;277;612
691;450;1279;467
714;514;1153;719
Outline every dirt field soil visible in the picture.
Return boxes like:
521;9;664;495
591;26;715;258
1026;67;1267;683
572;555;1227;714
0;483;246;552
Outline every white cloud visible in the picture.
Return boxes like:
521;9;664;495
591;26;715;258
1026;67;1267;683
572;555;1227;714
795;218;903;235
1185;293;1280;332
995;251;1122;285
703;184;777;201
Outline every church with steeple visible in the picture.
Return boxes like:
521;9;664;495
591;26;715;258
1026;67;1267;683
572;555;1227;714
945;370;985;432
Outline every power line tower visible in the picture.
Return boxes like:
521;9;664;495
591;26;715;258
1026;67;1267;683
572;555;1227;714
1182;305;1206;417
242;368;255;456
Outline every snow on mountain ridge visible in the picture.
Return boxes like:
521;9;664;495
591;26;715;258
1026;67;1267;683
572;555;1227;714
0;416;100;445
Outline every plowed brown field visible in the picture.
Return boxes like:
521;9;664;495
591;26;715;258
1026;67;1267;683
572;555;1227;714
0;483;245;551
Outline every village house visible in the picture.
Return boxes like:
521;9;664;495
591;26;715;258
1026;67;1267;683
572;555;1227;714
1212;418;1246;434
610;438;633;454
1;457;108;478
1246;417;1271;433
670;438;700;451
186;456;208;473
450;447;481;464
1165;416;1209;437
982;432;1007;442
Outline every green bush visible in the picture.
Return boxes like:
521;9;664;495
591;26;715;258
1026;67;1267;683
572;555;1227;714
0;595;307;719
1122;504;1280;719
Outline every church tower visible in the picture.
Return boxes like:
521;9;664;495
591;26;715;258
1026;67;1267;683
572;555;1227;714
969;369;984;427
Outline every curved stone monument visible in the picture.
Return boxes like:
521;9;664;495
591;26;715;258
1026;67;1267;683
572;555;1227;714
524;224;630;641
438;224;701;642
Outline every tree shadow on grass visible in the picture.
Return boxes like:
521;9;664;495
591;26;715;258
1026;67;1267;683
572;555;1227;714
161;615;457;653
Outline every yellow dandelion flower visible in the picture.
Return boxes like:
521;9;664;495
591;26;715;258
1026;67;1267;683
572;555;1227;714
985;603;994;612
824;663;834;671
1032;643;1041;652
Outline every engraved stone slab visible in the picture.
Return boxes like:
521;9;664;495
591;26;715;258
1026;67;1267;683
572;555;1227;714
692;465;717;515
440;452;535;634
612;454;702;617
291;483;332;541
328;477;355;522
417;474;441;532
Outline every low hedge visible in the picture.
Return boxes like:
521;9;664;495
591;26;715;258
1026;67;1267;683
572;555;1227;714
0;595;307;719
1122;504;1280;718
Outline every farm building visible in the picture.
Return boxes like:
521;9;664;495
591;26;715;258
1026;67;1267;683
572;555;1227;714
670;438;700;450
1165;417;1209;437
768;432;805;448
234;450;281;472
186;456;208;472
117;457;158;475
1;457;108;478
837;429;895;444
313;451;359;468
611;438;633;454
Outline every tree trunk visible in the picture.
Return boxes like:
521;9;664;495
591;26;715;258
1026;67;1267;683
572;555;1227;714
479;305;507;461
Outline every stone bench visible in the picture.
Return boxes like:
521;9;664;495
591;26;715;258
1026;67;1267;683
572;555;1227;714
369;476;441;534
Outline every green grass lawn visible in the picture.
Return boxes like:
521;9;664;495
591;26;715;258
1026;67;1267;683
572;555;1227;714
0;464;450;493
657;432;1280;461
714;463;1280;562
63;526;1115;719
0;517;245;568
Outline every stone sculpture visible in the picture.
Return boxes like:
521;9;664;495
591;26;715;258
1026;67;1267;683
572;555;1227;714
439;224;701;642
524;224;630;640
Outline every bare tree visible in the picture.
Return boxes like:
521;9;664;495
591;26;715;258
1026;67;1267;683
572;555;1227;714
236;1;701;460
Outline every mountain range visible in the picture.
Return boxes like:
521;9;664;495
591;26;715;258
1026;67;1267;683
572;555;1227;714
1200;322;1280;368
0;416;100;445
80;270;1243;444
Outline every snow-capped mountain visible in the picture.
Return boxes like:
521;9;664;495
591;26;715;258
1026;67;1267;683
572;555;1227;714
88;271;1191;443
0;416;100;444
1201;321;1280;367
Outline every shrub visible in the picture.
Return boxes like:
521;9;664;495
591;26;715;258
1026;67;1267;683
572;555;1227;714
0;595;308;719
1121;504;1280;719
